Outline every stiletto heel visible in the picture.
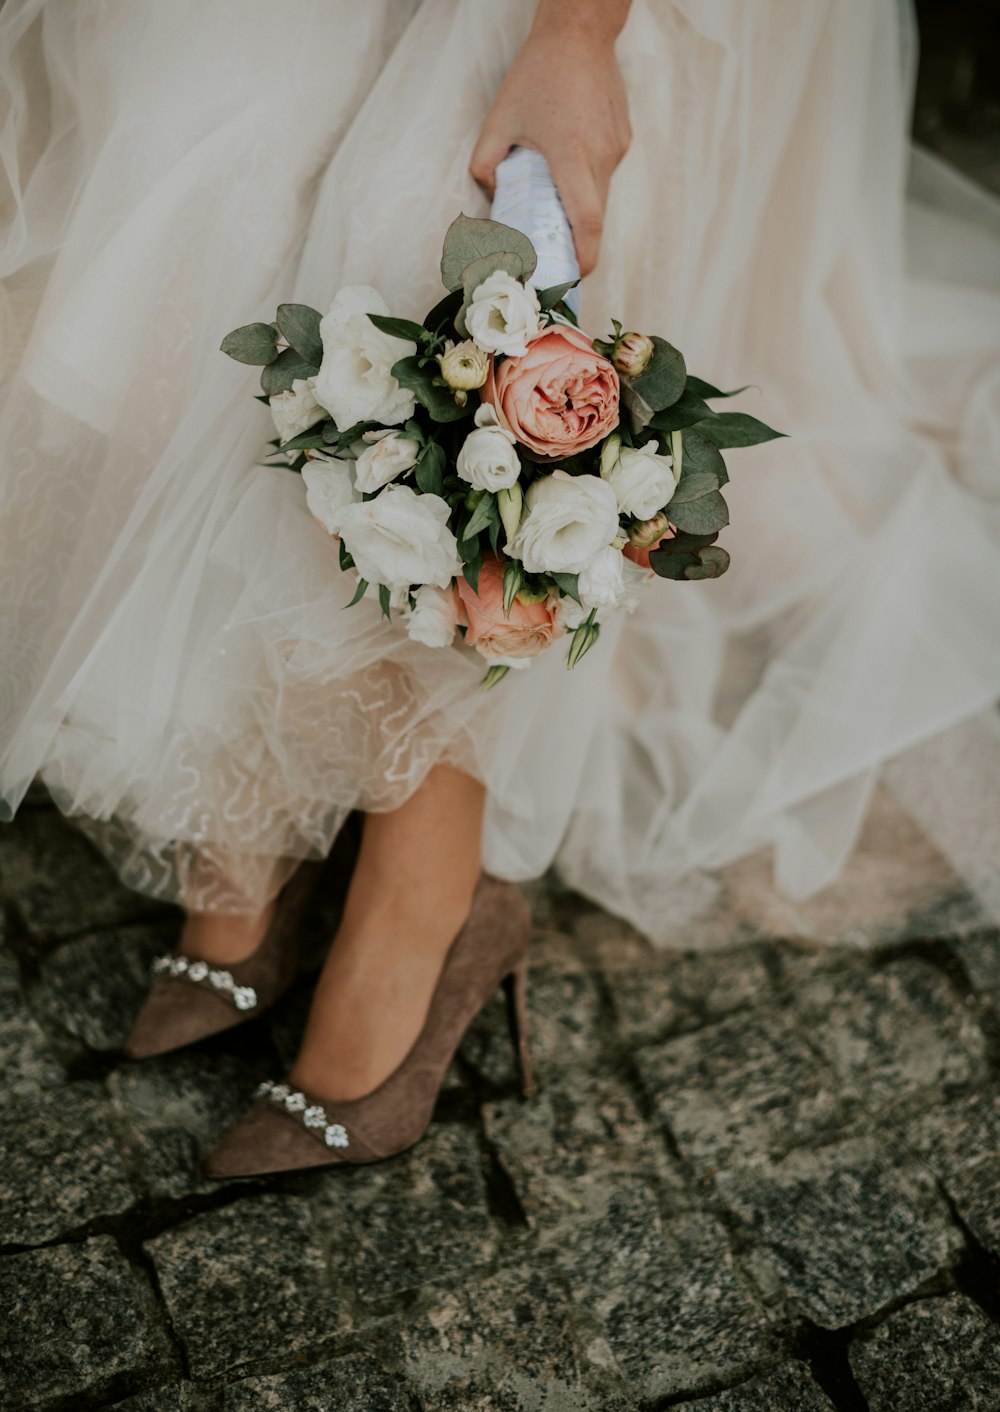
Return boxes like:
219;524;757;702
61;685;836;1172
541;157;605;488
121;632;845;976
503;958;536;1098
203;872;534;1178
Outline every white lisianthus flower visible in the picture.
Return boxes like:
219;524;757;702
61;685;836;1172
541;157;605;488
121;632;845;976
549;591;589;634
404;584;459;648
269;377;326;444
314;286;416;429
456;403;520;492
578;544;627;610
353;429;420;493
301;455;357;535
437;339;489;391
507;470;620;576
600;434;675;520
336;484;462;594
465;270;540;358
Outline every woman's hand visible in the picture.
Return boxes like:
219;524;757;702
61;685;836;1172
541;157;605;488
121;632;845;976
469;1;633;277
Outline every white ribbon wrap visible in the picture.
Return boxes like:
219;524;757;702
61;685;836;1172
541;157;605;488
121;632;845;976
490;146;581;317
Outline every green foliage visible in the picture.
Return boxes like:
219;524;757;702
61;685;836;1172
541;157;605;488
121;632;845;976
567;610;599;669
680;428;730;488
537;279;580;311
378;583;392;619
260;347;320;397
482;664;511;691
548;571;582;605
463;491;498;542
621;336;687;435
275;304;323;365
221;322;280;366
391;356;470;423
440;214;537;292
685;376;750;401
366;313;430;345
690;412;785;449
502;561;525;615
278;427;329;452
649;531;730;581
344;577;368;607
423;288;463;335
649;387;712;433
414;440;446;495
668;472;730;536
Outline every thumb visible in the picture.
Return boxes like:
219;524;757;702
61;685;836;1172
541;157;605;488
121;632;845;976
469;125;514;199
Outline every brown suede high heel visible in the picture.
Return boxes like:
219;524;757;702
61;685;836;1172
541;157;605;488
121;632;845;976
202;873;534;1178
122;861;323;1061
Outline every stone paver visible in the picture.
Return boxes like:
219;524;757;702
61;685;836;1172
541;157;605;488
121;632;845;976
715;1132;964;1328
674;1360;837;1411
222;1357;411;1411
899;1086;1000;1257
146;1195;348;1378
0;1082;136;1243
0;940;65;1095
848;1293;1000;1411
0;1236;177;1409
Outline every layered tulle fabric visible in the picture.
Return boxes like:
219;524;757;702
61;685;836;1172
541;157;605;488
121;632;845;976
2;0;999;938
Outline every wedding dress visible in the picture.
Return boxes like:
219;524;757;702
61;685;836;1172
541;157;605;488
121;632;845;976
2;0;999;942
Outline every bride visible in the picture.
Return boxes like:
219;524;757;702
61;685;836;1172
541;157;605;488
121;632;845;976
1;0;998;1176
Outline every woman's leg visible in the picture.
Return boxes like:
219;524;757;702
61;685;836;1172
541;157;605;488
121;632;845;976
289;764;486;1101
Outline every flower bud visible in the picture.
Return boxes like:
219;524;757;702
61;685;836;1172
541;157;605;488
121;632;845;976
628;510;674;548
515;583;549;606
497;483;524;544
437;339;489;392
612;331;654;379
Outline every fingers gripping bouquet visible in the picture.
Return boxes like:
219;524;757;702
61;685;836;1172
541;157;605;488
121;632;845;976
222;151;782;687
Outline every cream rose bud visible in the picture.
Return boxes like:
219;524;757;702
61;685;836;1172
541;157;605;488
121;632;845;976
335;484;462;593
314;285;416;430
353;429;420;494
465;270;541;358
301;454;358;535
498;483;524;543
438;339;489;391
612;331;655;379
405;584;459;648
578;545;627;609
269;377;326;444
629;509;673;548
600;436;675;520
507;470;620;576
456;405;521;493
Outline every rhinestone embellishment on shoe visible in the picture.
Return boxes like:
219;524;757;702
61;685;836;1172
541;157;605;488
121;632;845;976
151;955;258;1011
256;1080;349;1149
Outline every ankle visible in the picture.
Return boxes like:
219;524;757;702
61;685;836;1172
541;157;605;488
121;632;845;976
180;904;275;966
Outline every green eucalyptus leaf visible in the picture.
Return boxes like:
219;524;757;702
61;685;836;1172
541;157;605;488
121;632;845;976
461;251;526;298
344;577;368;607
621;379;656;437
275;304;323;364
650;534;730;581
378;583;392;619
338;539;355;572
667;484;730;536
463;491;498;541
414;440;446;495
677;429;729;488
278;428;328;452
441;214;537;292
423;288;464;334
221;322;280;366
648;388;712;433
690;412;786;449
366;313;429;345
548;571;582;605
626;336;686;414
537;278;580;311
260;347;320;397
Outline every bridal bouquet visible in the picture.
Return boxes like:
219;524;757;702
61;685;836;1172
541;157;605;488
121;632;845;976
222;208;780;686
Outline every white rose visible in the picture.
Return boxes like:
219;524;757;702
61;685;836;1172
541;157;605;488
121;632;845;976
405;584;458;648
353;429;420;493
336;484;462;593
301;455;357;534
578;545;627;610
269;377;326;444
600;434;675;520
456;404;520;492
465;270;540;358
507;470;620;575
314;285;416;429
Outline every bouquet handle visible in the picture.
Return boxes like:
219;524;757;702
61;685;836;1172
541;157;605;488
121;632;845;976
490;146;581;317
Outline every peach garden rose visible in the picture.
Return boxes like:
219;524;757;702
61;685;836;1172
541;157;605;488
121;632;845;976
455;555;557;667
484;324;620;458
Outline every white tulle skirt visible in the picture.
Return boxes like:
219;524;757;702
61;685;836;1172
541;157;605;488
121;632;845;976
2;0;999;940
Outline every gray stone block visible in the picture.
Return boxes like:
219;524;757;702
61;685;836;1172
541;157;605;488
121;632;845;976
0;943;64;1094
392;1265;636;1411
459;967;606;1088
674;1360;836;1410
482;1069;687;1231
635;1004;844;1172
222;1356;410;1410
31;921;176;1053
848;1292;1000;1411
104;1386;221;1412
0;806;165;941
0;1082;136;1243
0;1237;177;1410
603;944;774;1047
901;1086;1000;1257
146;1195;348;1378
549;1183;775;1403
794;956;989;1112
108;1046;270;1199
310;1121;498;1304
716;1132;964;1328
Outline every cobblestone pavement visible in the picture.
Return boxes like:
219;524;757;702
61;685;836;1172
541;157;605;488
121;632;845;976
2;782;1000;1412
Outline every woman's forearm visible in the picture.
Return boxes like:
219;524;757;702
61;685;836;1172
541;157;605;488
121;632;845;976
530;0;633;45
